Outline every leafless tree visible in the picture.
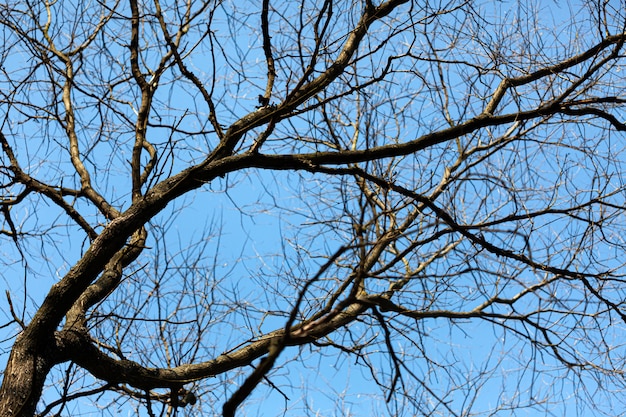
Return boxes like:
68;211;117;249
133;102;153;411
1;0;626;416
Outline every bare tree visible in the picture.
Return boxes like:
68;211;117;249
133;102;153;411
1;0;626;416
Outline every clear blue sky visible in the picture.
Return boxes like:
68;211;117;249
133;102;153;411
2;1;626;416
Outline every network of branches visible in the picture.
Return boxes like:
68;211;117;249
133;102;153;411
1;0;626;416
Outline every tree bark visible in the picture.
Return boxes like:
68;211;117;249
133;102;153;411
0;333;55;417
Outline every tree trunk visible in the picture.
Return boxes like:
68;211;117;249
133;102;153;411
0;334;54;417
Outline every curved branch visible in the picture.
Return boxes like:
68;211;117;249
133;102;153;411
260;0;276;104
211;0;410;159
65;301;367;390
0;131;98;240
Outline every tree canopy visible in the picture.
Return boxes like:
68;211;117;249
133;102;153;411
2;0;626;416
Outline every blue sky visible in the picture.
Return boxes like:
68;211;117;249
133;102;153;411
2;0;626;416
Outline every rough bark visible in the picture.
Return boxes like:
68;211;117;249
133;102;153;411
0;334;55;417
